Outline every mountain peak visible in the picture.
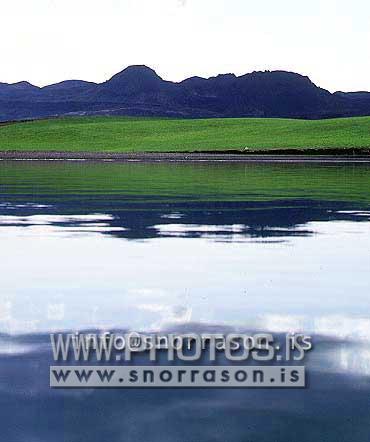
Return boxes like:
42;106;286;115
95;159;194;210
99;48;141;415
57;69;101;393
103;65;165;97
42;80;96;91
108;65;163;83
11;81;40;90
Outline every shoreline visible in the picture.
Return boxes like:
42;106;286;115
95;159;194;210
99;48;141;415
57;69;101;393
0;151;370;163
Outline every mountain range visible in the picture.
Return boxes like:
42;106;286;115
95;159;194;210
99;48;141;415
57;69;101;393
1;65;370;121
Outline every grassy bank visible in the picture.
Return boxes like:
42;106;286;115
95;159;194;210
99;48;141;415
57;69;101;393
0;116;370;152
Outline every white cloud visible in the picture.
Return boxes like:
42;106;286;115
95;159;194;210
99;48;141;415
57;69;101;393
138;304;192;329
47;303;65;321
0;301;12;321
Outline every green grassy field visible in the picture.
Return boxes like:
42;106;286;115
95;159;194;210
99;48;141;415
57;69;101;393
0;116;370;152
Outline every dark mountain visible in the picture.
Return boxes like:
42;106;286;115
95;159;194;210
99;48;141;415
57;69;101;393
335;91;370;100
99;65;167;97
0;81;40;100
82;65;178;106
334;91;370;114
40;80;97;101
0;65;370;121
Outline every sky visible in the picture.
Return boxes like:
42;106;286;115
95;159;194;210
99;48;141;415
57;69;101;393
1;0;369;92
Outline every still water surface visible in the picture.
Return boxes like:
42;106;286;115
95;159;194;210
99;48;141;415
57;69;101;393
0;161;370;441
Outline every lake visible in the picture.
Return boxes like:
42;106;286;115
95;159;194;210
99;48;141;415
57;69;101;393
0;160;370;441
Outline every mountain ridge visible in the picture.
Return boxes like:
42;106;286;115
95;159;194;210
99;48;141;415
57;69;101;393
1;65;370;121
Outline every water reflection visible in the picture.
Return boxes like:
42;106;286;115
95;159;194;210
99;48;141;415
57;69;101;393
0;162;369;335
0;199;369;240
0;161;370;442
1;329;370;442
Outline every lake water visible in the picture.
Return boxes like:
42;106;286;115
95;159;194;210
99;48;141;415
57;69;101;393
1;161;370;441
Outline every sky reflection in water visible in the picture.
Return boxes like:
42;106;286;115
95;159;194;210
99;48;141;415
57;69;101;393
0;161;370;442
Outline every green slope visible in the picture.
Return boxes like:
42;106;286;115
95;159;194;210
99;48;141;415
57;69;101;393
0;116;370;152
